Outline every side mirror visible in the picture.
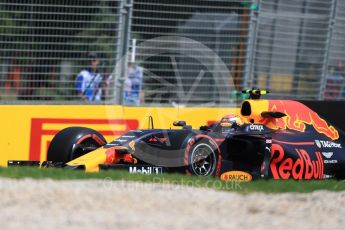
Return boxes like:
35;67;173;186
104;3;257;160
173;121;186;127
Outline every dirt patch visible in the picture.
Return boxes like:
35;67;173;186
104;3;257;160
0;178;344;230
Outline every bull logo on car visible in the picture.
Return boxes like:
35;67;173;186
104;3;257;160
267;100;339;140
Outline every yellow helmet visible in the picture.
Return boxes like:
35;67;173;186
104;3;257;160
220;115;243;127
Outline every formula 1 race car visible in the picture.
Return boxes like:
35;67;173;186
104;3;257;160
9;90;345;181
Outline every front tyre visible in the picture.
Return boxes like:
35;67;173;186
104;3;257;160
47;127;107;163
185;138;221;176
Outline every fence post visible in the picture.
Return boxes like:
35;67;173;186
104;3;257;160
243;0;260;90
319;0;337;100
113;0;133;105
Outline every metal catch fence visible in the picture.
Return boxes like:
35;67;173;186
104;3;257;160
0;0;122;102
1;0;345;105
129;0;248;105
249;0;335;100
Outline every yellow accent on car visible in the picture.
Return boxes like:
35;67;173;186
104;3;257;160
66;147;107;172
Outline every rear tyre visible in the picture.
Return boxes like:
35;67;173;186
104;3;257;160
47;127;106;163
185;139;220;176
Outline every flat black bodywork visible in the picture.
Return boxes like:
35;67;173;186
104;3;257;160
99;123;273;179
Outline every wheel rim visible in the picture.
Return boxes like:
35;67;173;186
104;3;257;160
191;143;216;176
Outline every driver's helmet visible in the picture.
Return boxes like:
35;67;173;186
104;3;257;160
220;115;243;127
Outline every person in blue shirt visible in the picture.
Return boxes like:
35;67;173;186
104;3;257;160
123;51;144;105
75;52;103;101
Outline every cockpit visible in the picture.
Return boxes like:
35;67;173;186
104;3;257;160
220;115;243;128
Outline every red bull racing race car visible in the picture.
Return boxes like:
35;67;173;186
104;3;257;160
9;90;345;181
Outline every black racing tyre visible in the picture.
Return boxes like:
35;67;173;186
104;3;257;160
47;127;107;163
185;138;220;176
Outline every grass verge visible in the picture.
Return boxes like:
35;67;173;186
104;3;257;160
0;166;344;193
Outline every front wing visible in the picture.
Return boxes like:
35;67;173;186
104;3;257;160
7;160;167;175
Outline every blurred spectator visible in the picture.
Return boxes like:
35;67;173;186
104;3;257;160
0;59;9;89
75;52;103;101
298;64;319;97
324;66;344;100
102;71;114;101
336;60;345;75
17;66;34;100
5;58;21;95
336;60;345;99
123;51;144;105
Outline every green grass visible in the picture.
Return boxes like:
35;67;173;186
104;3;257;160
0;166;344;193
